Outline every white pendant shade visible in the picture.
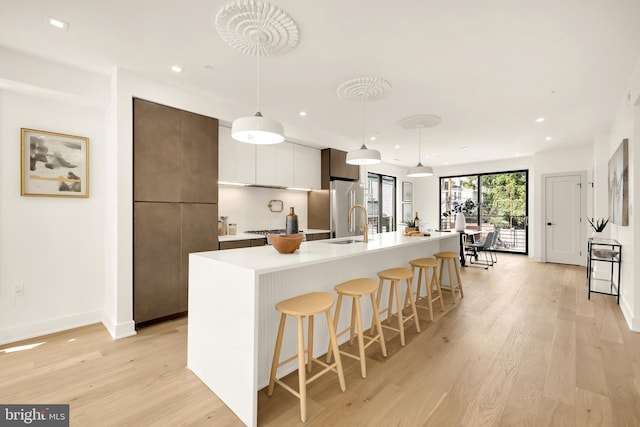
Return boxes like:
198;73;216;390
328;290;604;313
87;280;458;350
231;113;285;145
346;145;381;165
406;162;434;177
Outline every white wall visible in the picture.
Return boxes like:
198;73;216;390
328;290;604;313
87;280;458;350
606;54;640;330
218;186;310;232
0;90;106;344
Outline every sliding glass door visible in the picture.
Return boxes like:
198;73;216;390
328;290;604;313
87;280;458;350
367;173;396;234
440;170;528;254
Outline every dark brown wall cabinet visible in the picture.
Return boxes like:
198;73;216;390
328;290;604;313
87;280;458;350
321;148;359;189
133;98;218;324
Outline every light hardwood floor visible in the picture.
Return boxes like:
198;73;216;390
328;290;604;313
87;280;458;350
2;254;640;426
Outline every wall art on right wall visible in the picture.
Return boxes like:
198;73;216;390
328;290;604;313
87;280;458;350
608;138;628;226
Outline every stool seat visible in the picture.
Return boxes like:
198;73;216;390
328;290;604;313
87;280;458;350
378;267;413;281
434;251;458;259
328;278;387;379
276;292;334;316
335;278;378;297
434;252;464;304
409;257;439;268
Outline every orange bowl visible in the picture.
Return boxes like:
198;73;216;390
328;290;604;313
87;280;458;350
269;233;304;254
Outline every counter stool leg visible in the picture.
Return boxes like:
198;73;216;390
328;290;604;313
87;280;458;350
326;293;343;364
325;311;346;392
405;277;420;333
393;280;406;346
268;312;287;396
446;259;457;304
353;296;367;378
404;265;422;309
424;267;434;321
297;316;308;422
370;280;384;336
453;259;464;298
349;298;357;345
370;293;387;358
432;267;445;312
307;315;314;373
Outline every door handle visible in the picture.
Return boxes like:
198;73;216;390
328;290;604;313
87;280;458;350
547;222;553;226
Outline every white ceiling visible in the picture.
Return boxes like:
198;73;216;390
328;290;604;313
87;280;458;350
2;0;640;167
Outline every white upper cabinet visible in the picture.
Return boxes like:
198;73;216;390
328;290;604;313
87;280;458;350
256;142;294;187
218;125;256;185
220;125;320;189
293;144;321;189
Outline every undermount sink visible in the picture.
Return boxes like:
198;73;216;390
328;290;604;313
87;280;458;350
325;238;372;244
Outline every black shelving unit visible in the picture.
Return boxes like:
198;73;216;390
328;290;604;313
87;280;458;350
586;237;622;303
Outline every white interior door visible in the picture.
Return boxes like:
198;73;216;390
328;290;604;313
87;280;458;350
545;174;583;265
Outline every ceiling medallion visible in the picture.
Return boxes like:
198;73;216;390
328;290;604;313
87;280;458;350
215;0;300;57
399;114;442;129
336;76;392;102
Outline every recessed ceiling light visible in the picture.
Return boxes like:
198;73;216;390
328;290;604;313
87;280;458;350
299;111;307;117
545;136;552;141
394;144;400;149
535;117;545;123
170;65;183;73
48;16;69;30
369;136;377;141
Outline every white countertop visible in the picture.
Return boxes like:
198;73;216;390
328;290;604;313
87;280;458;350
195;231;457;273
218;229;331;242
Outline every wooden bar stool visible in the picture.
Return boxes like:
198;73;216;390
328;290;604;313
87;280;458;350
326;278;387;379
434;251;464;304
267;292;346;423
405;257;446;321
371;268;421;347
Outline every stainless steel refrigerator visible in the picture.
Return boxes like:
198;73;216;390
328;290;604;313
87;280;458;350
330;180;366;238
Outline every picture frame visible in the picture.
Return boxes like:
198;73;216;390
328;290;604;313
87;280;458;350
402;181;412;202
21;128;89;198
402;203;413;223
608;138;628;225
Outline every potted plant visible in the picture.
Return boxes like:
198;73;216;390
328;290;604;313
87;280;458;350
403;218;417;234
587;217;609;237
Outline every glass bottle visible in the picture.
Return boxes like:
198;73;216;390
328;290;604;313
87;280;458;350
414;212;420;230
286;207;299;235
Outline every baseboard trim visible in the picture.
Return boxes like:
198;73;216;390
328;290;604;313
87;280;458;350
619;295;640;332
101;314;136;340
0;310;103;346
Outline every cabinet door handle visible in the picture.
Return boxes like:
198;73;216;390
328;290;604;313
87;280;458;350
547;222;553;226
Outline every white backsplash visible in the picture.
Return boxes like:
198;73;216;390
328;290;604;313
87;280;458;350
218;186;310;232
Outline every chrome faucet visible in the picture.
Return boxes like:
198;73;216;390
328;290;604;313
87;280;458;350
348;204;369;243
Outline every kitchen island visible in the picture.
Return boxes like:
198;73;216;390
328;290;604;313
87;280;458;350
187;231;458;426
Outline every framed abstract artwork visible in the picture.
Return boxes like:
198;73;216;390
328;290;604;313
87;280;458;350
608;138;628;225
21;128;89;198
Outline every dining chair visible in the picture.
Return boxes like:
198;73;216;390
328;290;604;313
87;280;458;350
467;231;496;269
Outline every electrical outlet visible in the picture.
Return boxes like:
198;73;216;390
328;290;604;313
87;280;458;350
14;283;24;296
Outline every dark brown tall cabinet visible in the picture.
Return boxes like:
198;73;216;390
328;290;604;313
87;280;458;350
133;98;218;324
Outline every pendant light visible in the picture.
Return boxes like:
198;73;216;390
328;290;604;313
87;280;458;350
216;1;299;145
337;76;390;166
400;114;440;178
231;46;284;144
406;126;434;177
346;97;381;165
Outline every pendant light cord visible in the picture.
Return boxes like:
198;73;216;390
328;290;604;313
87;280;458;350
361;96;366;148
417;126;422;161
255;43;261;113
